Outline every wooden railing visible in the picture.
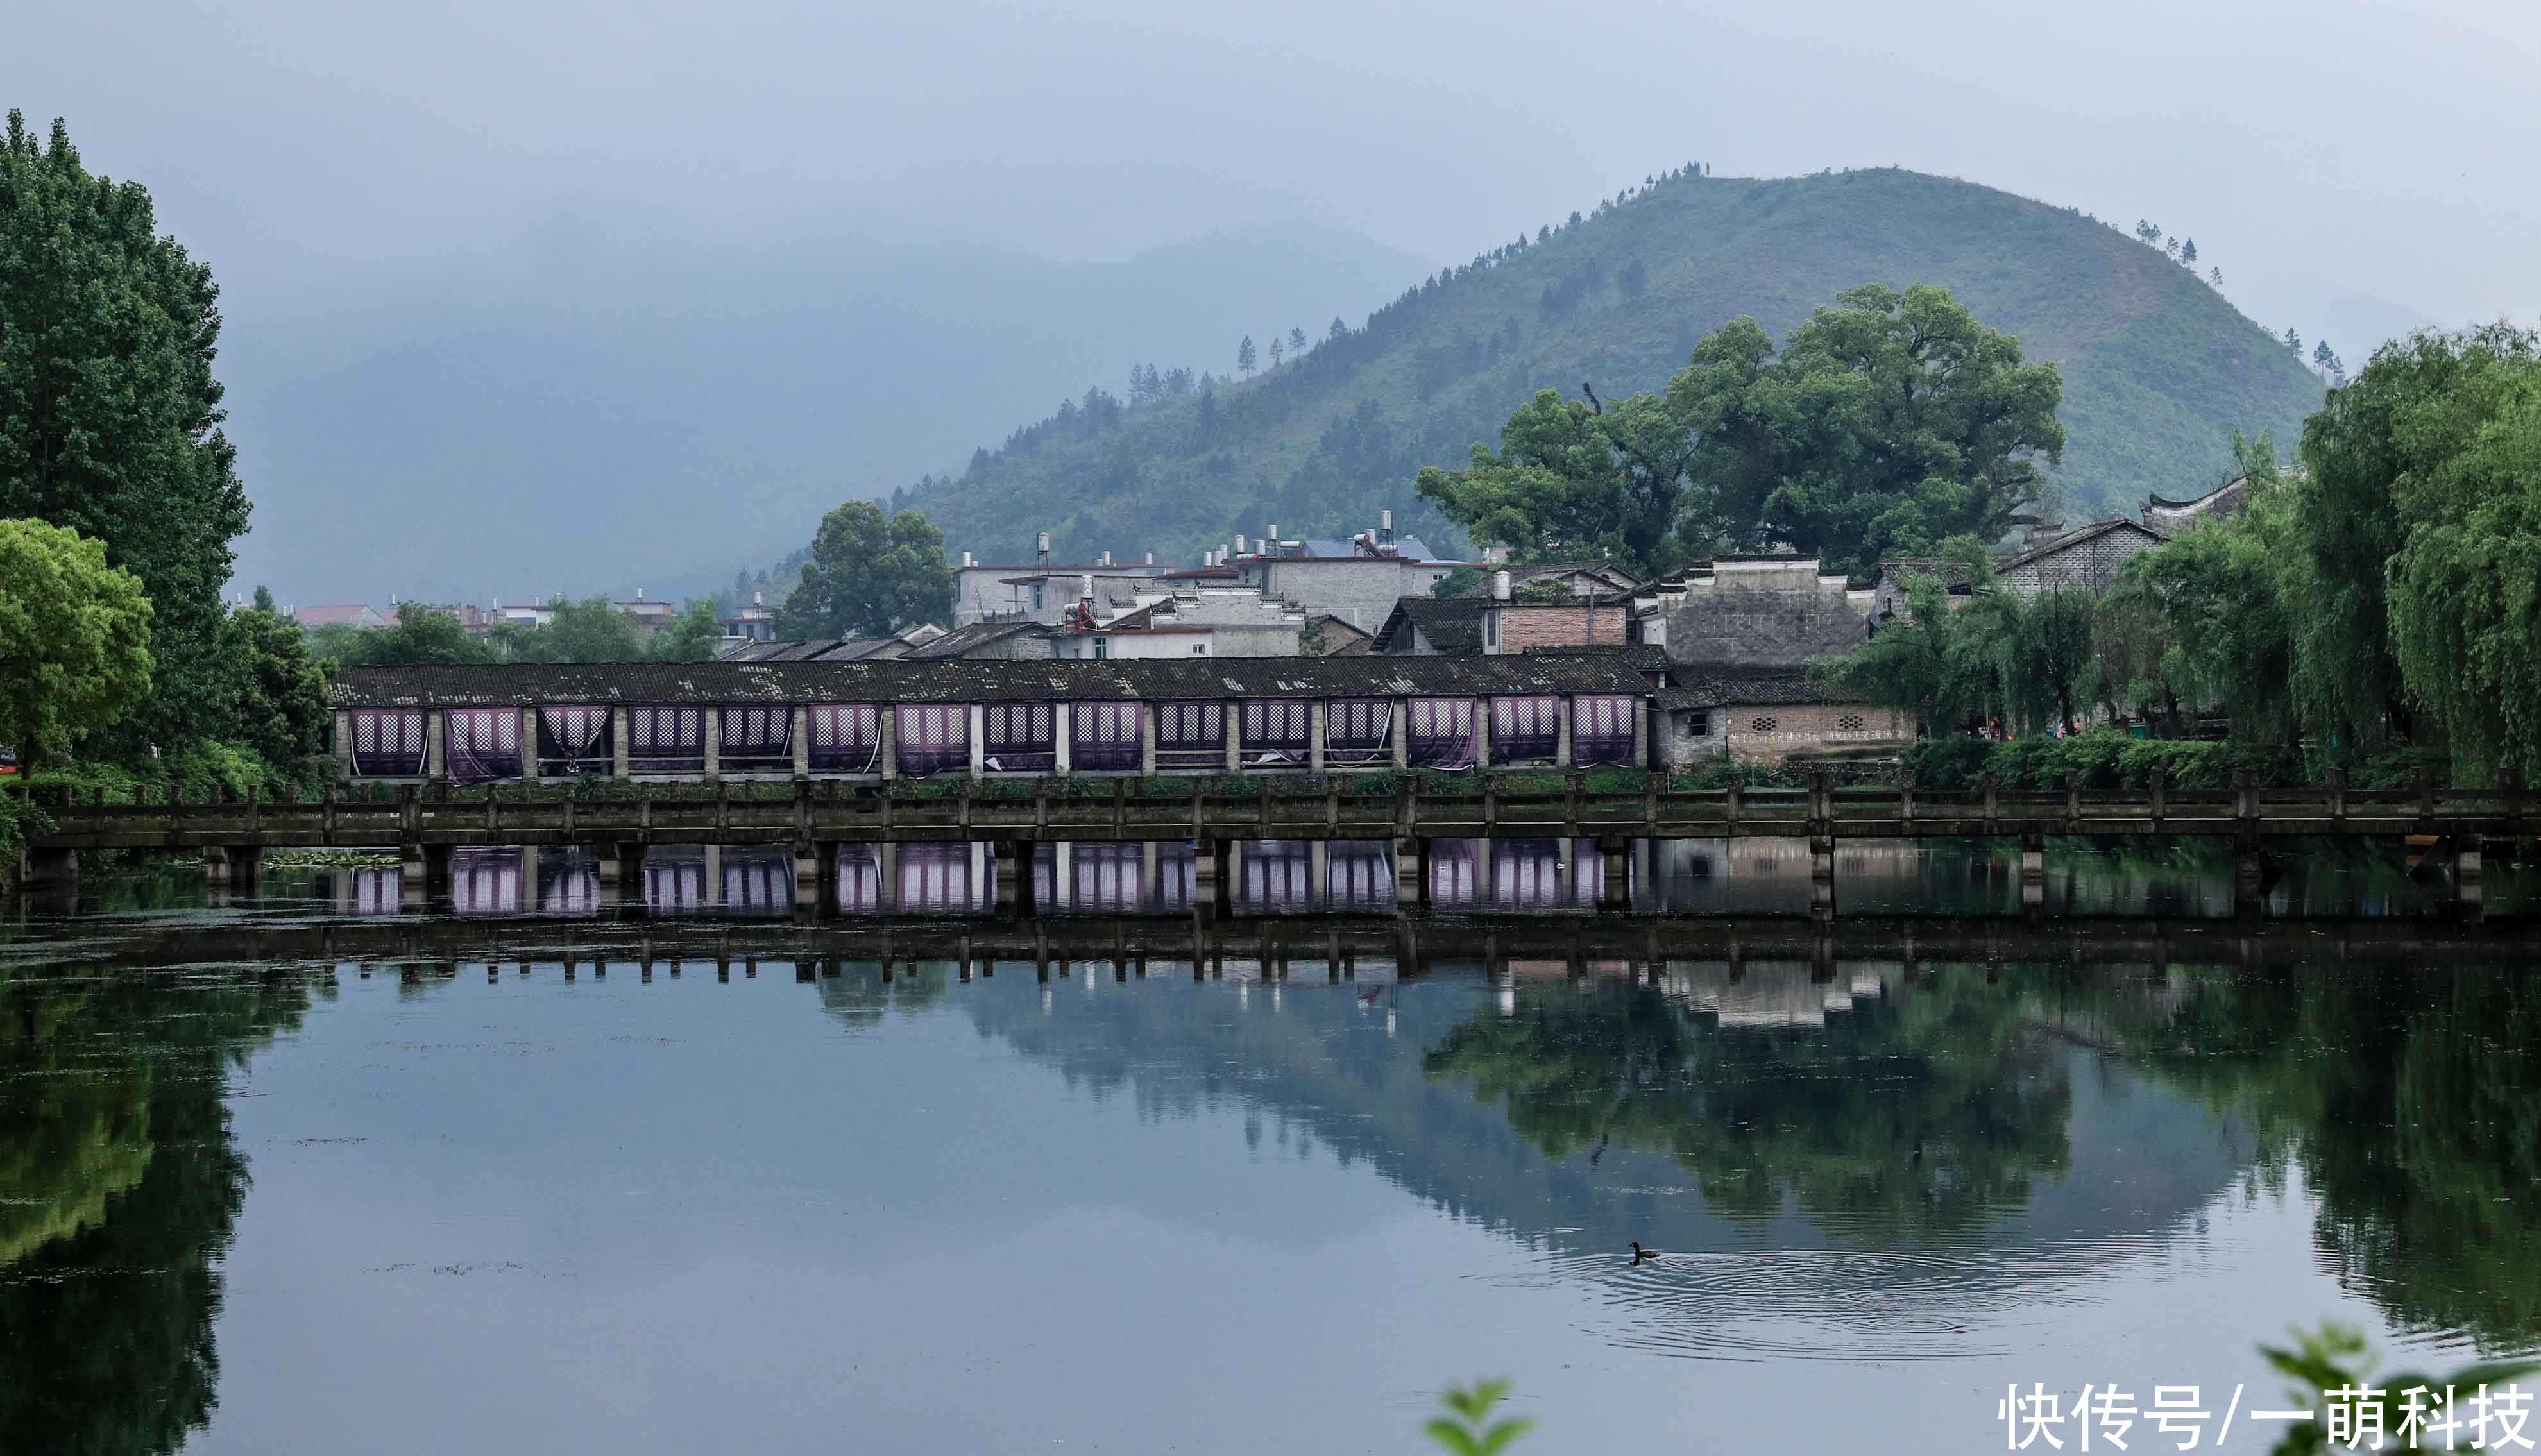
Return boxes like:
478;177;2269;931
17;770;2529;851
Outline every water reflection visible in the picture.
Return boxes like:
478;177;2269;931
835;843;997;915
0;964;314;1453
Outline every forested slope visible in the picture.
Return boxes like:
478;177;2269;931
903;167;2324;562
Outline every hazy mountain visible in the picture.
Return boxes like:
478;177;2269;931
217;213;1427;605
904;168;2331;566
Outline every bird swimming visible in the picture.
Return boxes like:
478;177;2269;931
1630;1241;1660;1265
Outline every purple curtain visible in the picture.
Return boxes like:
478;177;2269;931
348;709;426;777
1407;697;1476;770
1572;693;1638;766
446;707;523;784
1239;700;1309;767
540;706;610;772
1491;695;1559;762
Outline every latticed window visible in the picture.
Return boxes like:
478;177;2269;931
628;706;704;772
894;704;969;777
1751;716;1778;734
539;706;610;770
1069;701;1142;770
1324;698;1394;766
1153;700;1225;770
983;701;1057;773
1837;713;1865;732
1239;699;1311;750
718;706;792;763
445;707;522;784
808;704;880;772
1571;693;1636;766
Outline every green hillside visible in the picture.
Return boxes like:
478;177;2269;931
901;167;2324;563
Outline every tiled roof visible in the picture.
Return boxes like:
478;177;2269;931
1657;665;1832;707
334;654;1653;709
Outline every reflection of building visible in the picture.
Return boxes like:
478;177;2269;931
1664;960;1895;1028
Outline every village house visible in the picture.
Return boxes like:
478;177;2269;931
1627;558;1911;766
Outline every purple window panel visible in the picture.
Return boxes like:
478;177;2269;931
1069;702;1143;772
894;704;969;777
1323;698;1394;767
808;704;881;772
718;706;793;766
983;701;1056;774
628;706;705;773
1153;701;1225;770
1239;699;1309;767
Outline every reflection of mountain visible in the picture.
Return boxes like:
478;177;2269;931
947;958;2251;1351
0;971;314;1455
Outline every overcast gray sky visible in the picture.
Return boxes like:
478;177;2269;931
15;0;2535;320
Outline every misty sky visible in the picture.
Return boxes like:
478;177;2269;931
9;0;2537;597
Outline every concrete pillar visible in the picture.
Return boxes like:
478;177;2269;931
612;707;631;779
2234;847;2267;917
969;704;986;777
620;842;648;902
879;841;899;911
1807;834;1835;918
2019;830;2045;911
1474;698;1492;770
1391;698;1409;770
1309;701;1327;773
1555;697;1573;768
1394;837;1421;902
2458;835;2484;910
703;843;723;906
522;706;540;781
791;706;811;777
1631;698;1648;768
1309;840;1327;905
333;710;354;777
1008;840;1037;915
1225;707;1242;774
794;845;820;911
1476;836;1495;904
425;709;446;783
703;709;722;781
1139;703;1157;775
1055;701;1073;775
1210;840;1233;915
880;706;898;780
1051;840;1071;908
1601;839;1629;911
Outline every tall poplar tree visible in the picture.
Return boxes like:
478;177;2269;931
0;112;251;754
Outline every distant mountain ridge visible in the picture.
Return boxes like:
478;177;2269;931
902;167;2327;565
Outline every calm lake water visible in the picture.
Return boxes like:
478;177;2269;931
3;838;2535;1453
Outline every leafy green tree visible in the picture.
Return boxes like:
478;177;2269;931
0;518;154;763
0;114;250;758
776;501;954;639
2008;588;2098;734
1287;326;1308;357
307;607;491;666
216;586;328;770
1236;335;1257;377
2112;464;2297;744
2180;237;2197;266
1415;385;1704;575
1687;284;2065;573
491;595;641;662
649;599;724;661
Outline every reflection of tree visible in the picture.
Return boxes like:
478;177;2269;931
2052;963;2541;1350
815;962;953;1032
1422;975;2071;1236
0;970;312;1455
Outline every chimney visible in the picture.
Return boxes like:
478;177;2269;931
962;550;975;568
1036;531;1051;566
1492;570;1512;601
1100;550;1112;567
